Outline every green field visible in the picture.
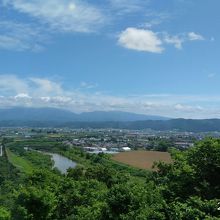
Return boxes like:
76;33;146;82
6;148;34;174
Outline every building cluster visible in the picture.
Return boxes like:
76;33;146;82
1;128;220;154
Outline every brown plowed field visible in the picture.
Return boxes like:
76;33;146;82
112;150;172;170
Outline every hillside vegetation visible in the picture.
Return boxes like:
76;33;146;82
0;138;220;219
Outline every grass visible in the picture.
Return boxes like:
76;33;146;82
6;148;34;174
112;150;172;170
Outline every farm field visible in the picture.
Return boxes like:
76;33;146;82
112;150;172;170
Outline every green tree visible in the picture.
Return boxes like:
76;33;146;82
0;207;10;220
106;181;166;219
67;165;85;180
57;179;108;219
154;138;220;219
85;165;117;187
155;140;172;152
167;197;220;220
13;186;57;220
187;138;220;199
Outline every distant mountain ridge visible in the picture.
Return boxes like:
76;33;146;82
2;107;220;132
2;118;220;132
0;107;169;122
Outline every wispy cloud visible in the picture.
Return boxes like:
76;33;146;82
1;74;220;118
0;1;207;53
2;0;105;33
208;73;216;78
0;75;29;94
140;11;170;29
80;82;98;90
0;0;107;51
109;0;150;14
1;0;141;51
163;34;183;49
188;32;204;41
164;32;205;49
0;21;46;51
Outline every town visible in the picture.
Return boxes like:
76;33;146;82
1;127;219;154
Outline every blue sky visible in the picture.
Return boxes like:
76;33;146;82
0;0;220;118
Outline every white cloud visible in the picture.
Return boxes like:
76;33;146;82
0;1;207;53
188;32;204;41
40;96;73;107
0;1;106;51
29;77;63;95
14;93;31;99
40;97;51;103
0;75;29;94
118;28;205;52
174;104;203;112
3;0;105;33
1;74;220;118
118;28;164;53
0;75;64;97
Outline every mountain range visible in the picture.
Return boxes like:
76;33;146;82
1;107;220;132
0;107;169;122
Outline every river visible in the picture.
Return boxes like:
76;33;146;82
49;153;77;174
37;150;77;174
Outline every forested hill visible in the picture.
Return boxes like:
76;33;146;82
2;118;220;132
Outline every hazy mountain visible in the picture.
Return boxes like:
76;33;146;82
58;119;220;132
0;107;79;122
1;108;220;132
0;107;169;122
78;111;169;121
2;118;220;132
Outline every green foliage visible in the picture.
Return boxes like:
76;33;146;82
153;138;220;219
23;151;53;170
13;186;57;220
67;165;85;180
187;138;220;199
106;181;166;220
84;165;118;187
0;207;10;220
57;179;108;219
2;137;220;219
0;145;18;184
167;197;220;220
154;140;173;152
6;149;34;174
73;202;107;220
